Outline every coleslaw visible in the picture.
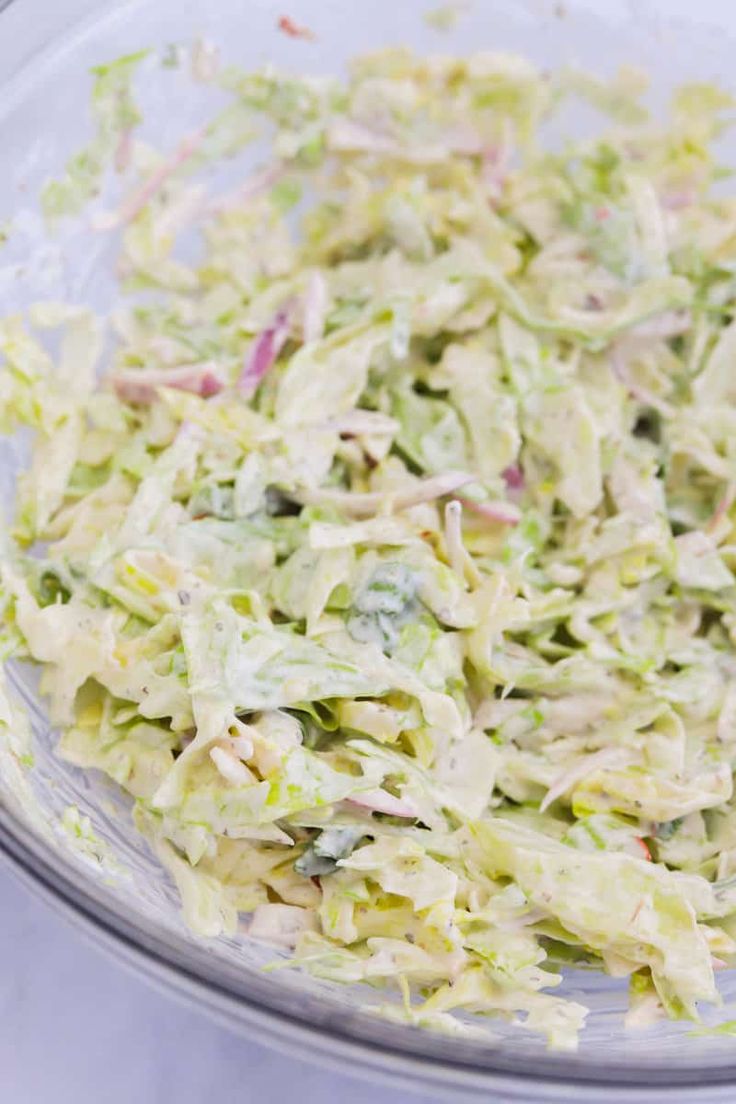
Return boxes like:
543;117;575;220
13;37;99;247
3;42;736;1048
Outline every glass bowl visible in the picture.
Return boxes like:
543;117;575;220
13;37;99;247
3;1;736;1098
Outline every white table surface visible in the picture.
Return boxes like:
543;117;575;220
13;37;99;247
0;865;438;1104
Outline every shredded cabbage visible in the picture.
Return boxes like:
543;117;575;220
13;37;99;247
5;40;736;1050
